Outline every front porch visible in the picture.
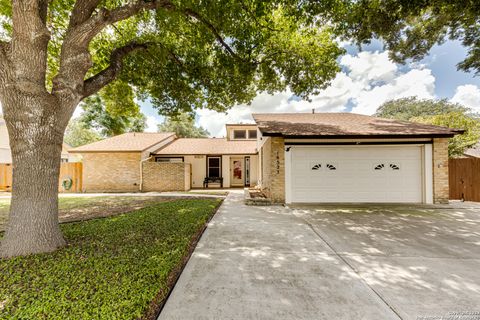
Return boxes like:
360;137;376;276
140;154;259;192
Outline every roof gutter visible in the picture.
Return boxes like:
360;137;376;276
259;133;460;139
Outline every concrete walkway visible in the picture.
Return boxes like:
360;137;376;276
158;192;400;320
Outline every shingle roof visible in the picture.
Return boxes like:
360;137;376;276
153;138;257;155
464;143;480;158
253;113;463;138
70;132;175;152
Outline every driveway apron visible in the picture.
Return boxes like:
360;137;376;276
159;192;399;320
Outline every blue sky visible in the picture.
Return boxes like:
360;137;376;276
142;39;480;137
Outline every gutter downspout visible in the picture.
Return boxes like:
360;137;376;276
139;156;153;192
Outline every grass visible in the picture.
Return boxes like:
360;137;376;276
180;191;229;196
0;196;183;230
0;198;222;320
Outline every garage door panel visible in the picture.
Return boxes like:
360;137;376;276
289;146;423;203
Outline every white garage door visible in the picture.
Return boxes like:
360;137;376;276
288;145;423;203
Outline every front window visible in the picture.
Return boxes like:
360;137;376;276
207;157;221;177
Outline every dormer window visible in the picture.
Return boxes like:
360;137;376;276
227;126;258;140
233;130;247;139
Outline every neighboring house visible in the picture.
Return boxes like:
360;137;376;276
70;132;176;192
463;143;480;158
254;113;462;204
71;113;462;204
61;143;82;163
0;118;80;163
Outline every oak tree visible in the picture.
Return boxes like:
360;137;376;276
157;113;209;138
0;0;343;257
376;97;480;157
79;81;146;136
64;118;102;147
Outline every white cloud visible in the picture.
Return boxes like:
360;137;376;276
451;84;480;112
340;51;397;85
351;68;436;114
197;50;441;136
145;116;159;132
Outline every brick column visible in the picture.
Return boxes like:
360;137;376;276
433;138;449;203
269;137;285;203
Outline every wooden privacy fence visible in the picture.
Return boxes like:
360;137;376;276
449;158;480;202
0;162;82;193
0;163;12;191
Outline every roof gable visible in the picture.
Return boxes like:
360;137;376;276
70;132;175;152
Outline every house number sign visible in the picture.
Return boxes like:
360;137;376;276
275;150;280;174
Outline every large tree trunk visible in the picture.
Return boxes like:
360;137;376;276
0;92;70;258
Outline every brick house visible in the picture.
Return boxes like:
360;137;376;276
70;125;258;192
70;113;462;204
70;132;176;192
253;113;462;204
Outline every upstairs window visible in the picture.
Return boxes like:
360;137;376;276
233;130;247;139
248;130;257;139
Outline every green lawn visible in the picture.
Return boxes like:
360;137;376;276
0;198;221;320
0;196;184;230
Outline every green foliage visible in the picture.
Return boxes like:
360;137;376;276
64;118;102;147
80;81;146;136
306;0;480;74
0;198;221;319
158;113;209;138
375;97;469;121
412;112;480;157
122;4;344;115
0;2;341;122
2;1;344;117
375;97;480;157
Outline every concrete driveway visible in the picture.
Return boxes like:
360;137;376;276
159;192;480;320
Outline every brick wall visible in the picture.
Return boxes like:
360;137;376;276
81;152;141;192
270;137;285;202
433;138;449;203
260;137;285;203
142;162;191;192
260;138;271;193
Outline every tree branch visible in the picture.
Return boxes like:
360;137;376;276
53;0;173;100
73;0;173;46
69;0;102;28
39;0;49;25
82;42;149;98
55;0;241;102
182;8;238;58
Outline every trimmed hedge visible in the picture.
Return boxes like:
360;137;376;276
0;198;221;319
